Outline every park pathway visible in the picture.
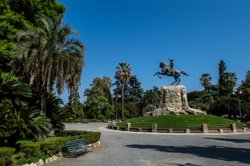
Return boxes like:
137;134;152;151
46;123;250;166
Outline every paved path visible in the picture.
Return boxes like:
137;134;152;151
47;123;250;166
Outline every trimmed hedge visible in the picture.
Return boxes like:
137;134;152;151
58;130;101;144
16;130;101;159
0;147;16;166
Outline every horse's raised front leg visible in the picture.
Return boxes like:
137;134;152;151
171;80;177;85
153;72;162;79
176;77;181;85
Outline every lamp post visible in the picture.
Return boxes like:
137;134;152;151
115;93;118;122
238;91;242;118
114;93;121;122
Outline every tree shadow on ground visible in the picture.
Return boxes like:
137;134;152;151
165;163;201;166
204;137;250;143
126;144;250;164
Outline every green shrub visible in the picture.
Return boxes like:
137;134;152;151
13;131;101;163
58;130;101;144
40;139;65;156
19;142;41;157
58;130;88;136
97;115;105;121
0;147;16;166
89;119;102;122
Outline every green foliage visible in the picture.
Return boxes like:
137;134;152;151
15;17;85;114
142;86;161;108
15;140;48;164
237;71;250;120
187;91;205;101
188;91;218;111
115;62;132;119
8;106;52;142
142;104;156;114
58;130;101;144
57;130;88;136
121;75;144;117
0;147;16;166
209;96;240;118
64;91;84;120
218;60;237;96
84;77;113;119
0;0;65;72
0;73;52;145
126;75;144;103
97;114;106;121
0;9;30;71
118;115;245;129
200;73;212;92
17;141;41;157
15;131;100;163
46;93;65;134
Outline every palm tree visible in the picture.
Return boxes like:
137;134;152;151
0;73;51;144
115;62;131;119
200;73;212;92
46;93;65;134
142;86;161;108
14;17;85;115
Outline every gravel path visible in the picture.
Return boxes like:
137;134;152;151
46;123;250;166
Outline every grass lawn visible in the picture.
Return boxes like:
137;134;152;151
118;115;245;129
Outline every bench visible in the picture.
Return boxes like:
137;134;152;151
66;138;93;157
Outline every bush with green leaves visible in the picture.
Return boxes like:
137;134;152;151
16;141;41;157
0;73;52;146
97;114;106;121
0;147;16;166
142;104;156;114
15;130;101;162
58;130;101;144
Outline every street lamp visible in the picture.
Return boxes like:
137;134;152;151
114;93;121;122
237;90;243;118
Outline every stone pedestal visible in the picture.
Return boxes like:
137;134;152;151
230;123;237;133
152;123;157;132
202;123;208;133
144;85;206;116
126;123;131;131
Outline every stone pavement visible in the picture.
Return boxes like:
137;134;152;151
46;123;250;166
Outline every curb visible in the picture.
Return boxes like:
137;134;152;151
99;126;250;136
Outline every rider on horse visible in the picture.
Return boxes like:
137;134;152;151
169;59;174;75
154;58;189;85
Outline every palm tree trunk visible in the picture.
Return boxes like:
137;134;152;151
121;84;125;119
40;91;46;116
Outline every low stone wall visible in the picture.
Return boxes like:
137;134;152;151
110;123;249;134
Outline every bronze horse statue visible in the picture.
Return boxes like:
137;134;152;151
154;61;189;85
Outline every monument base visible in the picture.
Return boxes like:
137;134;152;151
144;85;206;116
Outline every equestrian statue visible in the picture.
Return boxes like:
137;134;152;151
154;59;189;85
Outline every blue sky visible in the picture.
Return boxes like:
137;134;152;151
58;0;250;103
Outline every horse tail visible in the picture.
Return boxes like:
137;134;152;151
180;71;189;76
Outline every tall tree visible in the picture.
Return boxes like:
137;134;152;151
115;62;132;119
218;60;237;96
14;18;85;115
200;73;212;92
218;60;226;96
0;0;65;72
124;75;144;117
237;71;250;118
84;77;113;119
127;75;144;102
142;86;161;109
66;90;84;119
